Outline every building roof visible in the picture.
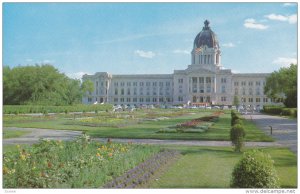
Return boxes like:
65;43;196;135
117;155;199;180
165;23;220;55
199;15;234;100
193;20;219;49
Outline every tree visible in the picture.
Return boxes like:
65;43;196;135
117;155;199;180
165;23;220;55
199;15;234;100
230;124;246;152
3;64;85;106
81;79;94;97
232;95;240;107
264;64;297;108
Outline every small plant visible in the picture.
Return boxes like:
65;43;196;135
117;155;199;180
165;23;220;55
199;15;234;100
230;124;245;152
233;118;243;126
43;109;48;115
231;150;280;188
231;111;239;126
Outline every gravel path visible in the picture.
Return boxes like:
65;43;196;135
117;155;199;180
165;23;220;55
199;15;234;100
242;113;297;154
93;137;281;147
3;127;281;148
3;127;82;145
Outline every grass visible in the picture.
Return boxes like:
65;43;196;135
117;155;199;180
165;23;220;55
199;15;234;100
3;130;31;139
149;146;297;188
3;109;273;142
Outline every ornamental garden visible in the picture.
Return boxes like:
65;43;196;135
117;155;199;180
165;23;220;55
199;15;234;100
3;104;297;188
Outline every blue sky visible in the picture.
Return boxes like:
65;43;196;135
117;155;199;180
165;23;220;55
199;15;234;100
3;2;297;79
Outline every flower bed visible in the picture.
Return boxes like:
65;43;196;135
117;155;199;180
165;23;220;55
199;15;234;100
157;111;223;133
176;112;222;129
103;150;181;188
3;135;160;188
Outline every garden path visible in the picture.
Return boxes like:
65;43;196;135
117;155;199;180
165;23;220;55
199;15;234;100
3;127;282;148
242;113;297;154
3;127;82;145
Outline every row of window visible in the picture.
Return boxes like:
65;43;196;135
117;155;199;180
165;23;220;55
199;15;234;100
95;89;107;95
113;97;172;103
241;97;269;103
234;88;261;95
115;88;171;96
235;81;265;86
113;81;171;87
190;77;213;84
88;97;106;103
190;85;213;93
192;96;211;103
192;53;217;64
96;81;108;87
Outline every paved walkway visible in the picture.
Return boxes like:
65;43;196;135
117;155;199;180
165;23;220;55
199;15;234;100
3;127;82;145
3;127;281;148
93;137;282;147
242;113;297;154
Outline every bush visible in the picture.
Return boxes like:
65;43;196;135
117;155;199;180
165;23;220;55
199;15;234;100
231;150;280;188
263;105;297;118
233;118;243;126
230;124;245;152
263;106;283;115
281;108;297;117
231;111;240;126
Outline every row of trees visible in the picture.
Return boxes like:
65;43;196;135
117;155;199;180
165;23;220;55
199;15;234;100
3;64;93;106
264;64;297;108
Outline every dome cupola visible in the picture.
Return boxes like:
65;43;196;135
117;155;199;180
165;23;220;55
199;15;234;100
193;20;219;49
191;20;221;68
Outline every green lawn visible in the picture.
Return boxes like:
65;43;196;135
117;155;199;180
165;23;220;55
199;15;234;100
3;130;31;139
3;109;272;141
149;146;297;188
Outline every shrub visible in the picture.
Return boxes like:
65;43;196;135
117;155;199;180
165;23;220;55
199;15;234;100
233;118;243;126
43;109;48;115
231;150;280;188
263;106;297;118
231;110;239;126
230;124;245;152
263;106;283;115
281;108;297;117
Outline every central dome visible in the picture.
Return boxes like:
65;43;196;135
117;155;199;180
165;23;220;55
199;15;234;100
194;20;219;49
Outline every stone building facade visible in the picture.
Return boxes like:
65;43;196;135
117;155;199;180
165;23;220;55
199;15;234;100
82;20;277;108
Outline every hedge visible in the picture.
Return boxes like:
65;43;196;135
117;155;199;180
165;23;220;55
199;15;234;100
263;105;297;117
3;104;113;114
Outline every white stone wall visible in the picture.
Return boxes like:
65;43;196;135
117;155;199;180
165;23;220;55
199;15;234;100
231;73;275;108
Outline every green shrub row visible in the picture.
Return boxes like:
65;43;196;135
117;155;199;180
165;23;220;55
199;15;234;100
3;104;113;114
230;111;246;152
263;106;297;117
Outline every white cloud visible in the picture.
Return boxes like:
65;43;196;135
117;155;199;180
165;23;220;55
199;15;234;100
283;3;296;7
173;49;190;55
232;70;240;74
272;57;297;67
25;59;33;63
244;18;269;30
66;72;91;79
265;14;297;24
222;42;236;48
42;59;54;64
134;50;156;59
